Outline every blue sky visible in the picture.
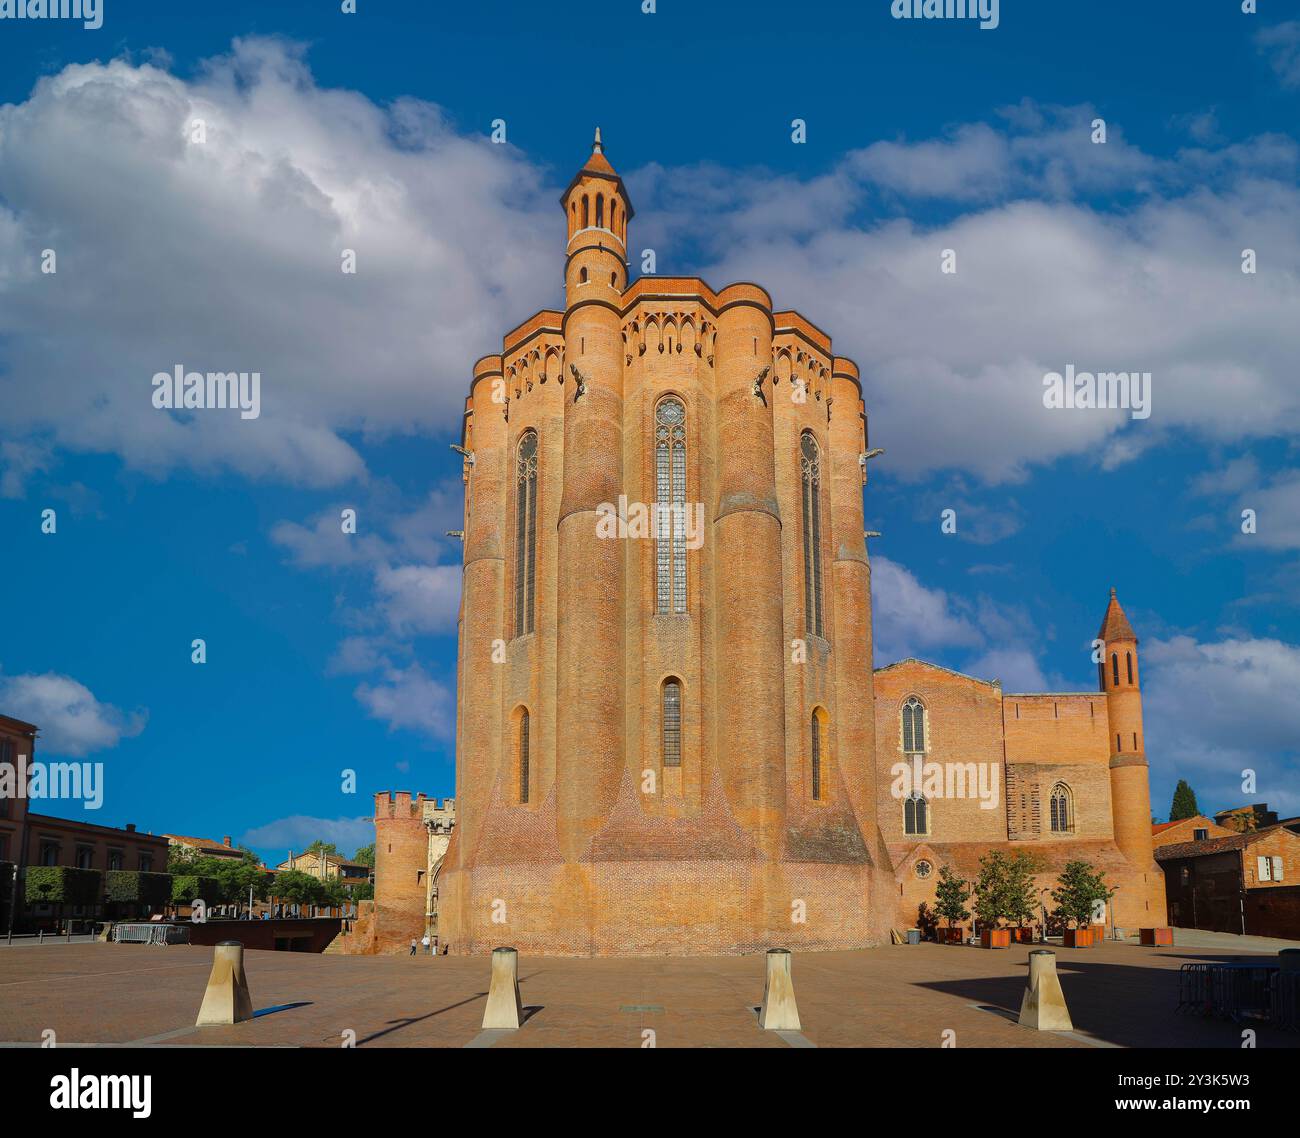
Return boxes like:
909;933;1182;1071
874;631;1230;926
1;1;1298;864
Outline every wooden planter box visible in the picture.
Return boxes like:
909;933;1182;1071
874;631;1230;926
1091;925;1108;945
981;927;1011;949
936;926;964;945
1063;927;1092;948
1139;927;1174;946
1010;927;1035;944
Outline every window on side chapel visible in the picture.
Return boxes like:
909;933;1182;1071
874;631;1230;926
655;399;687;614
904;794;929;835
1050;782;1073;833
800;432;825;638
902;697;926;754
514;431;538;637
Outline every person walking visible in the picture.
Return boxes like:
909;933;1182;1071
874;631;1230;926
421;934;431;955
409;938;417;956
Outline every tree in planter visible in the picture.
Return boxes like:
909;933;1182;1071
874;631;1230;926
1050;860;1116;935
932;864;971;938
973;849;1044;938
1169;779;1199;822
1004;850;1044;932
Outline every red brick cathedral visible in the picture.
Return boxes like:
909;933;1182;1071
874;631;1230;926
379;134;1166;955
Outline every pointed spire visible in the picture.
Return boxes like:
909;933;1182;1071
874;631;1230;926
1098;588;1137;643
579;127;616;177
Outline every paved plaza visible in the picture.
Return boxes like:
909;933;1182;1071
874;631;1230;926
1;933;1297;1049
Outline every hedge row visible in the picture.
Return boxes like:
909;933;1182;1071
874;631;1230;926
22;865;102;906
105;869;173;907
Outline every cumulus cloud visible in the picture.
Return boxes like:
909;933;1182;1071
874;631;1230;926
375;564;461;636
0;39;557;488
1190;457;1300;552
4;47;1297;495
628;107;1300;484
270;486;464;732
1143;635;1300;815
0;671;145;756
1256;21;1300;89
871;556;983;664
354;664;455;740
240;814;374;858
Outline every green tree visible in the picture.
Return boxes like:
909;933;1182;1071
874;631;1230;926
303;840;338;858
352;843;375;869
1050;860;1117;930
1169;779;1199;822
973;850;1044;929
933;864;971;929
273;869;323;912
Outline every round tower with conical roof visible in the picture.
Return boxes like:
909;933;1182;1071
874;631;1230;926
1099;588;1166;927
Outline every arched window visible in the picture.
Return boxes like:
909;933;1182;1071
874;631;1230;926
662;679;682;768
579;266;588;284
1111;652;1119;686
904;793;929;835
655;398;687;614
810;709;827;800
514;431;538;637
581;195;589;228
595;193;604;228
610;200;618;235
1050;782;1073;833
902;696;926;754
518;710;530;804
800;432;824;638
1126;652;1133;684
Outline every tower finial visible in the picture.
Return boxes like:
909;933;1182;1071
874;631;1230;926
1110;586;1117;598
593;126;603;154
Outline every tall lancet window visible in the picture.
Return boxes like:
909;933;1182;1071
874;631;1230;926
518;710;530;805
662;679;682;768
655;398;687;613
800;431;825;638
514;430;538;637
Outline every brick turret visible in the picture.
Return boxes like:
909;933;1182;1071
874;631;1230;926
1099;589;1165;926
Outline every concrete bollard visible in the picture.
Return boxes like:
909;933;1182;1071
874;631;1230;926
481;946;523;1030
195;940;254;1026
1018;949;1073;1031
758;948;801;1031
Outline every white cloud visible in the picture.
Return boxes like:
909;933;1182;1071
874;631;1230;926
1256;21;1300;89
870;556;982;663
1143;635;1300;815
374;564;461;636
0;438;53;498
240;814;373;858
0;671;145;756
965;647;1049;692
0;40;557;488
354;664;454;740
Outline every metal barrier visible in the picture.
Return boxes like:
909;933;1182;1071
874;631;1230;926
1272;971;1300;1032
111;923;190;946
1178;961;1295;1028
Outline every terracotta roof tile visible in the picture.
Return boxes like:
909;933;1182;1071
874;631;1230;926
1098;588;1137;642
